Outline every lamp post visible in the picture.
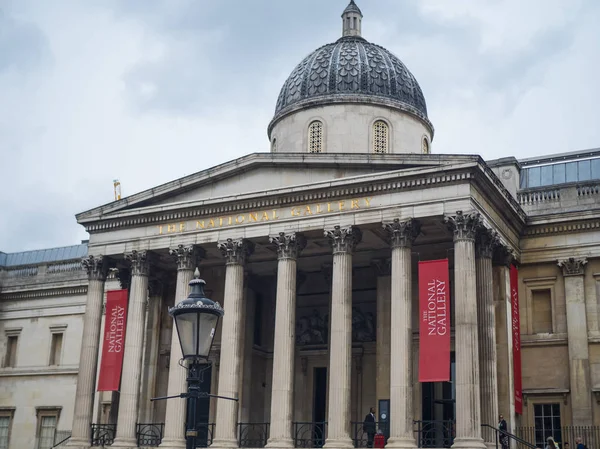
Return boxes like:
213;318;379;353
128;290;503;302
152;269;237;449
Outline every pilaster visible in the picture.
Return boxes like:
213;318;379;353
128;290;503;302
558;257;592;425
445;211;486;449
324;226;361;449
383;218;419;449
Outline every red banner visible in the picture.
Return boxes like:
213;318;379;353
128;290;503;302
510;265;523;415
418;259;451;382
97;290;128;392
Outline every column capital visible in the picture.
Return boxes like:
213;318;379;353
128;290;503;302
475;228;499;259
125;250;150;277
558;257;588;277
269;232;307;260
217;238;255;266
492;244;515;268
81;255;109;281
325;225;362;255
444;210;482;242
169;244;205;271
382;218;420;249
371;258;391;277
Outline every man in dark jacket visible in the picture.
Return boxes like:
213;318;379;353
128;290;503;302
363;407;376;448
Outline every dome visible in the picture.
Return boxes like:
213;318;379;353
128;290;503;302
269;35;431;135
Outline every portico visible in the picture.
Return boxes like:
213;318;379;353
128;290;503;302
66;152;524;449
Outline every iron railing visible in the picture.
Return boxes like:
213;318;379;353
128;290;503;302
90;423;116;446
136;423;164;447
517;426;600;449
413;420;455;448
293;422;327;448
237;422;270;448
52;430;71;447
194;423;215;448
351;421;388;448
482;424;536;449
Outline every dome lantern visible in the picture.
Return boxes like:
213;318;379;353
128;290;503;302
342;0;363;38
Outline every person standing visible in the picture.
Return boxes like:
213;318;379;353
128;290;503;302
363;407;376;448
575;436;586;449
498;414;509;449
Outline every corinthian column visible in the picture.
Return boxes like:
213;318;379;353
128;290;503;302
383;218;420;449
266;232;307;449
160;245;201;449
558;257;592;425
113;251;150;448
475;230;499;445
67;256;109;449
213;238;255;448
445;211;486;449
324;225;362;449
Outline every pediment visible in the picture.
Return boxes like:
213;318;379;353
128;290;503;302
76;153;480;224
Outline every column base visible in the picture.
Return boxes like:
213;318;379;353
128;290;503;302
386;436;418;449
485;442;497;449
211;438;240;448
158;437;187;449
111;437;138;449
451;437;487;449
65;438;91;449
265;437;295;448
323;437;354;449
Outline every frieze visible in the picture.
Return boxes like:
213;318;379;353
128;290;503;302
524;219;600;237
81;170;478;234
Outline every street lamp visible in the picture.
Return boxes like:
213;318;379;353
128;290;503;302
152;269;237;449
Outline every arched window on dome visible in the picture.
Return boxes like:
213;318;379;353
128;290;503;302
373;120;389;154
422;136;430;154
271;138;277;153
308;120;324;153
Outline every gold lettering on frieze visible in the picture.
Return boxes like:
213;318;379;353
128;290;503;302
157;197;374;235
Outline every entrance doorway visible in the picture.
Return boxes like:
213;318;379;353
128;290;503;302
312;367;327;448
188;363;212;447
419;353;455;448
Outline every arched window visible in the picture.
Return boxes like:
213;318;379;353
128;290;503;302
422;136;430;154
271;138;277;153
373;120;389;154
308;120;324;153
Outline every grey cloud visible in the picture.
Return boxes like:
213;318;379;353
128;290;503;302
0;9;51;73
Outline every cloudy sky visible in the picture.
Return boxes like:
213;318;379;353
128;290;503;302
1;0;599;253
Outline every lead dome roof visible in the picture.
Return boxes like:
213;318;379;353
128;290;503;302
270;33;431;134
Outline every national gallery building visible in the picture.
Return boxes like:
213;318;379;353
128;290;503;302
1;3;600;449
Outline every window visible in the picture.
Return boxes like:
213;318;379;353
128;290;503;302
308;121;323;153
36;408;61;449
49;333;63;366
0;409;14;449
271;138;277;153
373;120;389;154
534;403;561;447
532;289;552;334
3;336;18;368
422;136;430;154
